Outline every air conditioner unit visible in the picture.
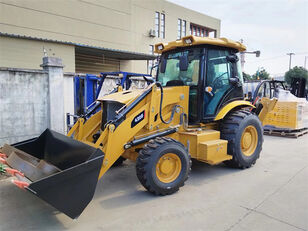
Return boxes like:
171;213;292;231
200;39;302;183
149;29;156;37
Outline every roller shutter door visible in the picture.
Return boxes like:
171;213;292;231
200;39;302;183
75;52;120;74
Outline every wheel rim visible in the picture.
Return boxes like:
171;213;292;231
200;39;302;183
156;153;182;183
241;125;258;157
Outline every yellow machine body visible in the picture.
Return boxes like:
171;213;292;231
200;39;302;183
1;35;277;219
68;84;276;179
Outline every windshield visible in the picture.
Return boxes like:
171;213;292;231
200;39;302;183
157;48;202;86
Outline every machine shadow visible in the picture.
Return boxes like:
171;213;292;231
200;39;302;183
188;159;242;185
93;159;241;210
0;178;66;230
0;159;241;226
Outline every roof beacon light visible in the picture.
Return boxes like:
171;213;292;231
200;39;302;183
185;38;192;44
157;44;164;50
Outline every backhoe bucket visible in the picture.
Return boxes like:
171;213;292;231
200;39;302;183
1;129;104;219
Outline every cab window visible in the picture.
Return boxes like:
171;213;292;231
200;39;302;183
157;48;202;86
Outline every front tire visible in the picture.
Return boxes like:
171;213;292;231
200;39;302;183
136;137;191;195
112;156;126;167
221;109;263;168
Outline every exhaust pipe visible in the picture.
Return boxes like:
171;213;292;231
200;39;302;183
1;129;104;219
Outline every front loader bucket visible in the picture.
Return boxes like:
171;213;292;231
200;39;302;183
1;129;104;219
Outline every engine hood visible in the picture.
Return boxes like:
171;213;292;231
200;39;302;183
97;89;145;105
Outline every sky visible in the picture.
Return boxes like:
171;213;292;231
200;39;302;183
168;0;308;76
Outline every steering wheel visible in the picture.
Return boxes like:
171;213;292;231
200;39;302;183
211;72;228;91
179;75;193;84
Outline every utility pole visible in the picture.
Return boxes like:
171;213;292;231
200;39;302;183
287;53;295;70
305;56;308;69
239;39;245;71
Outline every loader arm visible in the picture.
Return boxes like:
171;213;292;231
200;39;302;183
72;84;190;179
256;97;278;125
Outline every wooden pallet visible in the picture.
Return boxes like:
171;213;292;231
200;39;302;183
264;127;308;138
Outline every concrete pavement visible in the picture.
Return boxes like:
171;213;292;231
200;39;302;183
0;135;307;231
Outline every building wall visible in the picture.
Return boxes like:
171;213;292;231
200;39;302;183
0;68;49;145
0;36;75;72
0;65;77;145
63;73;75;133
0;0;220;73
131;0;221;53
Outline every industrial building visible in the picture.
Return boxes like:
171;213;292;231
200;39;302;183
0;0;221;74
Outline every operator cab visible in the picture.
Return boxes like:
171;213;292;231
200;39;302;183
156;36;245;124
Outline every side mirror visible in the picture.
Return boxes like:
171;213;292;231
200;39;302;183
160;56;167;73
179;55;188;71
226;54;239;63
143;76;155;85
229;77;240;85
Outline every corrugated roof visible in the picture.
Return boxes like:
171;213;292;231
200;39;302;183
0;33;157;60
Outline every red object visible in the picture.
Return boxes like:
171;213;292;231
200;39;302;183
11;180;29;189
0;153;7;158
250;96;260;112
0;157;7;164
5;168;24;177
252;96;260;106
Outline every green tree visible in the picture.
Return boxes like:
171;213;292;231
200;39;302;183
252;68;270;80
243;72;252;81
284;66;308;86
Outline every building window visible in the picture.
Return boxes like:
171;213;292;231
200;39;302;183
148;45;154;74
155;12;165;38
177;19;186;39
161;13;165;38
155;12;160;37
209;31;216;38
190;23;217;38
177;19;182;39
182;20;186;37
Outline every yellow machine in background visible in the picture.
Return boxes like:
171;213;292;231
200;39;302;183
263;101;306;130
0;35;277;219
252;80;308;134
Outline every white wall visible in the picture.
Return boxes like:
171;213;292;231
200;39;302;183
0;68;49;145
63;73;75;133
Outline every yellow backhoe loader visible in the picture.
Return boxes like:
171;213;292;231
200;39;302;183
0;35;277;219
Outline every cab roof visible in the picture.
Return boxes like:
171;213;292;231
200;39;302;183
154;35;246;54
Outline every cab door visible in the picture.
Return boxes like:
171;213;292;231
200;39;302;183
203;48;234;118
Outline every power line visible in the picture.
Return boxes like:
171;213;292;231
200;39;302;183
293;52;308;55
248;55;286;63
248;52;308;64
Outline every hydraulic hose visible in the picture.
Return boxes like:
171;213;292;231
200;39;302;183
155;82;181;124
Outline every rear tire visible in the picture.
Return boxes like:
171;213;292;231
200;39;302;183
136;137;191;195
221;109;263;169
